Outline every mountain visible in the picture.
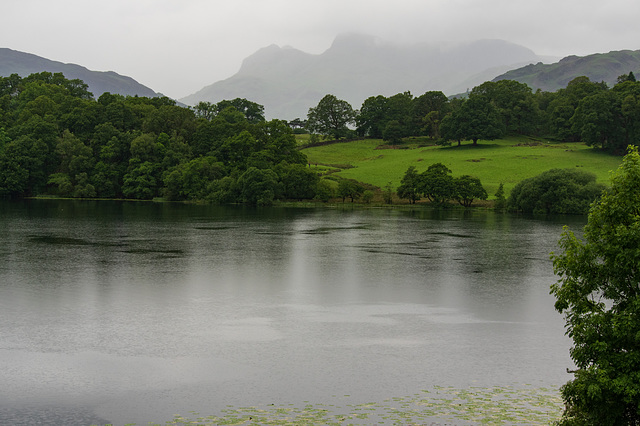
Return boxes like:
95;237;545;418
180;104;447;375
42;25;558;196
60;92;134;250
493;50;640;91
181;34;544;120
0;48;161;98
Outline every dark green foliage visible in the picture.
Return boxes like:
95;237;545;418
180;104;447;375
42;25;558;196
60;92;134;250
0;73;311;204
238;167;280;206
453;175;488;207
419;163;455;205
382;120;404;145
507;168;605;214
397;164;487;207
548;77;609;142
397;166;421;204
337;179;364;202
356;95;388;138
383;182;394;204
194;98;265;123
314;179;335;202
494;183;507;210
551;147;640;425
571;90;624;151
471;80;541;135
357;90;449;139
439;95;504;146
307;94;356;139
277;163;319;201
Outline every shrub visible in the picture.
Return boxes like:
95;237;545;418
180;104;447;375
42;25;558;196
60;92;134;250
507;169;605;214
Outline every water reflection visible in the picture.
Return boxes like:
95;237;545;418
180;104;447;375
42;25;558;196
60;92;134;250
0;200;583;425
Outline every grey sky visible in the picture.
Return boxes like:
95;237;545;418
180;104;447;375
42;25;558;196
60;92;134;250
3;0;639;98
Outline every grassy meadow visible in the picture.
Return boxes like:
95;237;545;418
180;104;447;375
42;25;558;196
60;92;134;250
299;136;623;199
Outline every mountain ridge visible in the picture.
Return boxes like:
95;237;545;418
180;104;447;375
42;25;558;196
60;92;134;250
0;48;161;98
493;49;640;91
181;34;544;119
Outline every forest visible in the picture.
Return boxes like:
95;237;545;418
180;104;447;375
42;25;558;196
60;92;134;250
0;71;639;205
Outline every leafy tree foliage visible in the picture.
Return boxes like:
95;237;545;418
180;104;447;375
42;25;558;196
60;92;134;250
357;91;449;139
412;91;450;138
356;95;389;138
397;166;421;204
382;120;404;145
507;169;605;214
440;95;504;146
194;98;265;123
397;164;487;207
471;80;541;135
337;179;364;202
453;175;488;207
494;183;507;210
307;94;356;139
277;163;319;201
419;163;455;205
238;167;280;206
0;73;314;205
551;147;640;425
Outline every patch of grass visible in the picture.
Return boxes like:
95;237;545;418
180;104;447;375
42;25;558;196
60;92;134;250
301;137;622;198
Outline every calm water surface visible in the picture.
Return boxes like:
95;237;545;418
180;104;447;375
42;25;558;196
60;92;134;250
0;200;583;425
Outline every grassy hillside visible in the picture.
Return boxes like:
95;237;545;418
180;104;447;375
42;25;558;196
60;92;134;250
300;137;622;199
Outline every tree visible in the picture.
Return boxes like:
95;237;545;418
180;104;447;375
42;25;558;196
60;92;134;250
307;94;356;139
278;163;319;201
361;190;374;204
419;163;455;206
122;161;160;200
616;71;636;84
237;167;280;206
571;90;624;152
337;179;364;202
440;96;504;146
507;169;605;215
193;98;265;123
471;80;540;135
412;91;449;138
315;179;335;202
453;175;487;207
494;183;507;210
382;120;404;145
551;146;640;425
397;166;421;204
547;76;608;142
356;95;389;138
383;182;394;204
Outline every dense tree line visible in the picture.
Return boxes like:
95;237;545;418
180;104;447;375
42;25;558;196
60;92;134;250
3;71;638;205
0;72;319;205
308;73;640;153
397;164;488;207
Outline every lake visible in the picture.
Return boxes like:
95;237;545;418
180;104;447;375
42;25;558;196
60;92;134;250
0;200;582;425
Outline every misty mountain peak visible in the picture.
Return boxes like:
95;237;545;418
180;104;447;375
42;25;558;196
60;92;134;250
182;34;544;119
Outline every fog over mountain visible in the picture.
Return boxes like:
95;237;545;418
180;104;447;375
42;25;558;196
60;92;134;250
0;48;161;99
181;34;546;120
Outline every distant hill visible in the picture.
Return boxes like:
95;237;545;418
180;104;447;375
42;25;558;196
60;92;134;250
0;48;161;98
493;50;640;91
181;34;544;120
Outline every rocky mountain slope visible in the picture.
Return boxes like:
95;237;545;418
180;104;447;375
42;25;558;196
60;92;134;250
181;34;544;119
493;49;640;91
0;48;160;98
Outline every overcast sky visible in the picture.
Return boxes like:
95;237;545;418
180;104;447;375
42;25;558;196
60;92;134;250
4;0;639;99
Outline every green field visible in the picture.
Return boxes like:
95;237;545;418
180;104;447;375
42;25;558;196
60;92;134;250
300;137;623;198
